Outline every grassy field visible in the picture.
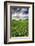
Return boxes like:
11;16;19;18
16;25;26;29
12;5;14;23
10;19;28;37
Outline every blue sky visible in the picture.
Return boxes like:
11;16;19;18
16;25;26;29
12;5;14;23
10;7;29;20
11;7;29;15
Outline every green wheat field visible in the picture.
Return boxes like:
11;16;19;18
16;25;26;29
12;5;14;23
10;19;28;37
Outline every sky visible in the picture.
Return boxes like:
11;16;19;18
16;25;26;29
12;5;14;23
10;7;29;20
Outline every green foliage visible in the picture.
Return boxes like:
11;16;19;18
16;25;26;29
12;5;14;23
10;19;28;37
